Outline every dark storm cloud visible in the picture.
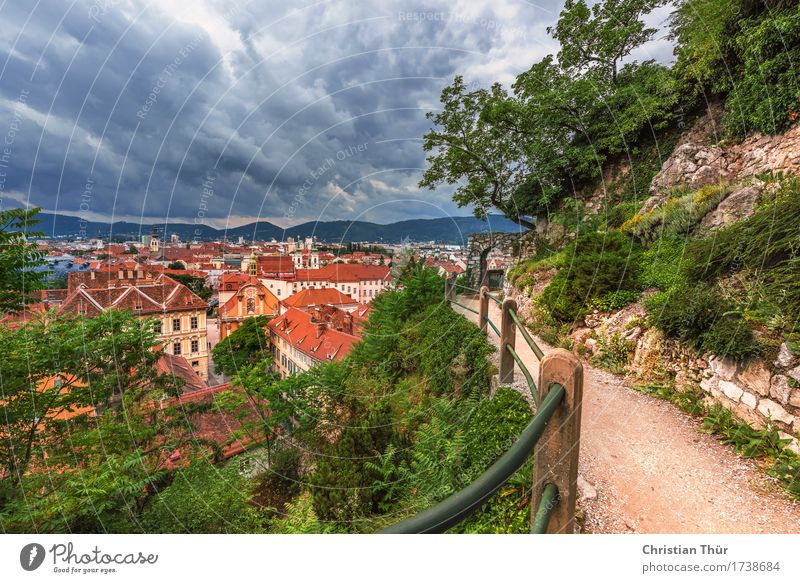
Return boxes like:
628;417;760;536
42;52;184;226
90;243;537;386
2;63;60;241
0;0;674;229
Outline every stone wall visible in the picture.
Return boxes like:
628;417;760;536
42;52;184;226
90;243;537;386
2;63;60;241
569;300;800;455
642;102;800;213
465;231;536;290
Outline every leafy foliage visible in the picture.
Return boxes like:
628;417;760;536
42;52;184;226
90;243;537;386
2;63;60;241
0;207;46;312
541;231;640;322
141;458;266;533
212;315;271;377
724;5;800;136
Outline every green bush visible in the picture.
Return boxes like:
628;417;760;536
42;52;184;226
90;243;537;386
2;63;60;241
646;282;759;360
589;290;641;312
639;236;687;290
591;333;633;374
683;184;800;328
701;316;761;360
541;231;640;322
141;458;266;533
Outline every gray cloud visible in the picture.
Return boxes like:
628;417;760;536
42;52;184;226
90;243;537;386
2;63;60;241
0;0;674;230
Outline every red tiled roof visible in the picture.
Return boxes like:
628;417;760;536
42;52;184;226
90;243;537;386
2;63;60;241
282;287;357;309
155;383;270;464
268;307;358;362
255;255;296;277
155;353;209;393
294;264;390;284
59;272;207;316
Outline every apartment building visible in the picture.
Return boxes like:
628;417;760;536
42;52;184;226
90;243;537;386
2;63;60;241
218;278;280;340
267;307;358;378
60;270;211;379
260;263;391;304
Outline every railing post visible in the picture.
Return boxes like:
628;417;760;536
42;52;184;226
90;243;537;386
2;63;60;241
533;348;583;533
478;285;489;334
499;298;516;384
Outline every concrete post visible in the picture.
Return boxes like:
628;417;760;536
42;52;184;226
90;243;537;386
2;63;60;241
532;348;583;533
499;298;517;384
478;285;489;334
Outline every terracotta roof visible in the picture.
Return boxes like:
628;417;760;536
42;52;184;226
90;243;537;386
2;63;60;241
59;273;207;316
294;264;390;283
155;383;270;465
282;287;357;309
254;256;296;277
155;353;209;393
268;307;358;362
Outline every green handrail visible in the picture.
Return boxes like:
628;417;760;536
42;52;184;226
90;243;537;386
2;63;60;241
454;283;480;294
509;308;544;361
452;300;478;315
505;344;538;402
531;483;559;534
484;315;500;336
485;292;502;306
380;384;566;534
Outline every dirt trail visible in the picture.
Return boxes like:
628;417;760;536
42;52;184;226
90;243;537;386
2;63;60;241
453;295;800;534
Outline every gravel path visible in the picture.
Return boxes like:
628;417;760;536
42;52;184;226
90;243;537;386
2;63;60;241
454;295;800;534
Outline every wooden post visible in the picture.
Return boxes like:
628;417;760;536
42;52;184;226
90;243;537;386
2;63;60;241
499;298;516;384
445;277;454;301
478;285;489;334
532;348;583;533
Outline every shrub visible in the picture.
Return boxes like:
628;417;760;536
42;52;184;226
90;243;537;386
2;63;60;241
639;236;687;290
589;289;641;312
541;231;640;322
646;282;759;360
141;458;266;533
683;183;800;328
701;317;761;360
591;333;633;374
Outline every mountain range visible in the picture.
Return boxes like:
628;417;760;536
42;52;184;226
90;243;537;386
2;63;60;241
31;213;526;244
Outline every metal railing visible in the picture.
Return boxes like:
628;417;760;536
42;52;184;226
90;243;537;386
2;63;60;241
381;383;566;534
382;278;584;534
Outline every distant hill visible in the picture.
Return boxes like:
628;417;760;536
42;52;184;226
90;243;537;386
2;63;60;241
31;213;526;244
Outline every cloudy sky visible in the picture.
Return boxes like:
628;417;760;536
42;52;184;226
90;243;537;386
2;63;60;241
0;0;674;230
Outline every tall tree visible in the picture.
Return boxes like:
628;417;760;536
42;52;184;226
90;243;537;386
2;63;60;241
0;310;211;532
419;77;536;229
549;0;666;84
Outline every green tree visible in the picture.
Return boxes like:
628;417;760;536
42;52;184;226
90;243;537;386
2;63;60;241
168;272;213;301
549;0;666;84
141;457;266;533
212;315;270;376
0;310;216;532
419;77;536;228
0;207;46;312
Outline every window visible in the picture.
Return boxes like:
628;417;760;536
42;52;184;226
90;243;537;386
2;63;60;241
153;321;162;334
277;289;281;296
190;316;198;329
173;342;181;355
246;298;255;314
172;318;181;332
191;339;199;353
191;360;198;367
